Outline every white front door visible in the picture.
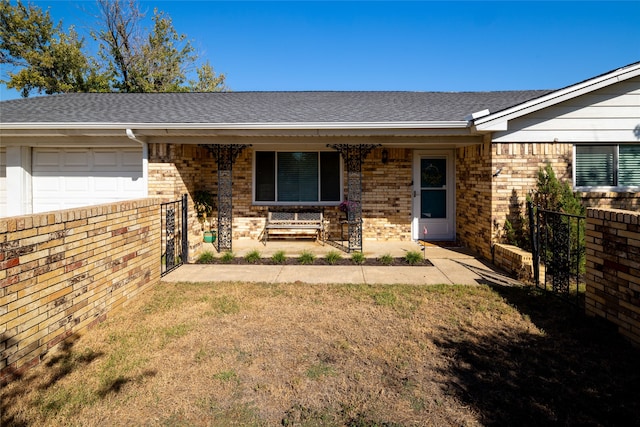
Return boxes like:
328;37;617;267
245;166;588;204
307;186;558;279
412;150;455;241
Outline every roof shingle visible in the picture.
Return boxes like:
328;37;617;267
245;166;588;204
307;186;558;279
0;90;552;124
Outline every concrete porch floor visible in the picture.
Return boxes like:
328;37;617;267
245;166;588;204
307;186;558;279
162;238;523;286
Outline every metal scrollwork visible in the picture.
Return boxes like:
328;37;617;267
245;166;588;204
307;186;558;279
327;144;379;252
165;207;176;270
200;144;251;252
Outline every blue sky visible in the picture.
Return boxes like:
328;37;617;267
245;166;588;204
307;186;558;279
1;1;639;100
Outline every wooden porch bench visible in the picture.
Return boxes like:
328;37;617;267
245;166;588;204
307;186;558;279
262;209;325;243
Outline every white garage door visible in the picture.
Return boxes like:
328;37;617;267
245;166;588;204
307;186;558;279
32;148;146;213
0;148;6;217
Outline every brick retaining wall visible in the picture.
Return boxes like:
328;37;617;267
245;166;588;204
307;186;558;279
585;208;640;346
0;199;161;383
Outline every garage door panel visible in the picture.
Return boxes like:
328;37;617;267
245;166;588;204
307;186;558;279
64;151;90;167
33;176;62;192
94;151;118;167
32;148;145;213
65;177;91;192
33;150;61;168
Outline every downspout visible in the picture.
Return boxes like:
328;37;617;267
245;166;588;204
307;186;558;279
126;129;149;197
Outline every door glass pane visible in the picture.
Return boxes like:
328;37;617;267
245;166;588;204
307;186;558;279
619;145;640;186
575;146;614;186
277;152;318;201
421;159;446;188
421;190;446;218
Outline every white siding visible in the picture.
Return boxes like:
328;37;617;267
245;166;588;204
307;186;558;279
493;77;640;143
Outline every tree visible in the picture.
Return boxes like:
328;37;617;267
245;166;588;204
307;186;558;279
189;61;227;92
0;0;109;96
94;0;226;93
1;0;227;96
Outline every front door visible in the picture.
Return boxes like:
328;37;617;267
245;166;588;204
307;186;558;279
412;150;455;241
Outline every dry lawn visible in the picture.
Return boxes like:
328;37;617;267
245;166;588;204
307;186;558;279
2;281;639;426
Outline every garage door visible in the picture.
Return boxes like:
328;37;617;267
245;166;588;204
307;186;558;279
0;148;6;217
32;148;146;213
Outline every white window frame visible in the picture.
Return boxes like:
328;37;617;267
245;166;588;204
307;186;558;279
252;149;344;206
573;144;640;192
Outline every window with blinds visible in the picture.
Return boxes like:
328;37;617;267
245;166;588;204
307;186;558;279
575;144;640;189
254;151;341;204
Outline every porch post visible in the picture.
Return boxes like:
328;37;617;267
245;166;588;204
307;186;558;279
327;144;379;252
200;144;250;252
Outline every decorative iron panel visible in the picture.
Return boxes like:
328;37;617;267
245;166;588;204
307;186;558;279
328;144;379;252
161;194;187;276
201;144;250;252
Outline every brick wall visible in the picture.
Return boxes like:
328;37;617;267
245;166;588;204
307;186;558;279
148;143;217;260
456;139;493;259
0;199;161;383
148;144;414;255
584;208;640;346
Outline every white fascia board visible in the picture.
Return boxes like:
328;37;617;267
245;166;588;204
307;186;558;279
474;62;640;132
0;120;469;131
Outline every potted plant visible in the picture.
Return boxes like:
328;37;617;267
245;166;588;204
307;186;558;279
194;190;216;243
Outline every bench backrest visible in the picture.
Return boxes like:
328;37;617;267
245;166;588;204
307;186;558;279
268;210;323;223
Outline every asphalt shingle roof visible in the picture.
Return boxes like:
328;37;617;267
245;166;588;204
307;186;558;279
0;90;552;124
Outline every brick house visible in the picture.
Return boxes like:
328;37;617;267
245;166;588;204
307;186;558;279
1;62;638;260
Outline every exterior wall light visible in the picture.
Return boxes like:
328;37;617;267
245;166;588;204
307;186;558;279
381;149;389;164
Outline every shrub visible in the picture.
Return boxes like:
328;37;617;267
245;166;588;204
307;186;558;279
196;251;216;263
351;252;365;265
378;253;394;266
325;251;343;265
244;250;261;264
271;250;286;264
220;251;235;263
404;250;423;265
298;250;316;265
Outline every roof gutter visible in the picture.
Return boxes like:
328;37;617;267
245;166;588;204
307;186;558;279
2;120;471;131
126;129;148;197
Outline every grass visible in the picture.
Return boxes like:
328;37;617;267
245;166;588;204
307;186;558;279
2;282;639;427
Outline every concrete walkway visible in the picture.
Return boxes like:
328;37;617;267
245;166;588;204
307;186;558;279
161;240;522;286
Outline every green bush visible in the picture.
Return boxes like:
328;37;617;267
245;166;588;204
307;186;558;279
220;251;235;263
378;253;394;266
271;250;286;264
244;250;261;264
350;252;365;265
196;251;216;263
325;251;343;265
404;250;423;265
298;250;316;265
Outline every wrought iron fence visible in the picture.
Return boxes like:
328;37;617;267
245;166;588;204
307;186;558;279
161;194;188;276
528;202;586;306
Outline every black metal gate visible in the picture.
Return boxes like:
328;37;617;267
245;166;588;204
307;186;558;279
528;202;586;306
161;194;188;276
